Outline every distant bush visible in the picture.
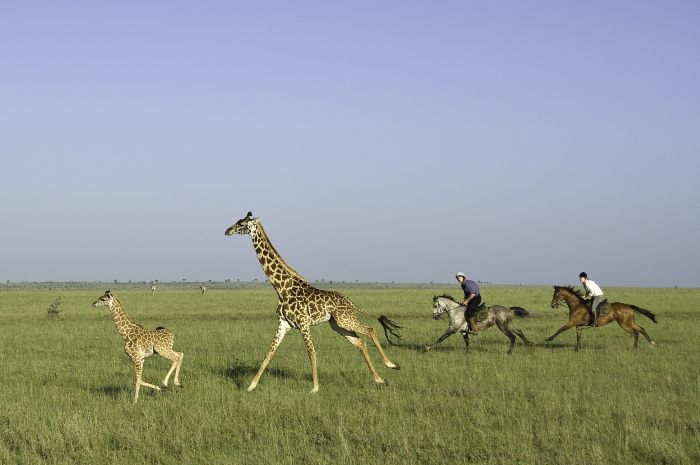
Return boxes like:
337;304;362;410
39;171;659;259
47;297;62;317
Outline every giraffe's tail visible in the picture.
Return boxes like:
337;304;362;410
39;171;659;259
378;315;404;346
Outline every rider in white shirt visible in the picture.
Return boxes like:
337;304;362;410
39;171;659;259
579;272;604;327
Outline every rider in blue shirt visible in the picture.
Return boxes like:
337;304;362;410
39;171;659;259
456;272;482;335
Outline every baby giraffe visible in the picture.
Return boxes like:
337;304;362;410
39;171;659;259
92;290;184;402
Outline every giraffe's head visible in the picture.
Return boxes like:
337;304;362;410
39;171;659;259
92;290;115;308
225;211;260;236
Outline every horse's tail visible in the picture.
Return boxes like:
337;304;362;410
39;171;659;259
631;305;658;323
510;306;530;317
378;315;404;346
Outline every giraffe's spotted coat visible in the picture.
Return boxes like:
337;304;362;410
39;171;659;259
225;212;401;393
92;291;184;402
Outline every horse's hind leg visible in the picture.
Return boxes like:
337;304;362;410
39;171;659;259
496;321;516;354
638;326;657;346
619;320;656;349
511;326;533;346
505;331;516;354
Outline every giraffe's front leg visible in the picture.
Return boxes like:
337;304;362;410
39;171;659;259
132;355;143;403
299;325;319;393
248;319;292;392
129;348;161;403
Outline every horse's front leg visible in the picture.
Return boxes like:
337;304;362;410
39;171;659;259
575;326;583;351
461;331;470;349
425;328;458;351
545;321;575;342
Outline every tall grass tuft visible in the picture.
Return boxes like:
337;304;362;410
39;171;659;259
46;297;63;318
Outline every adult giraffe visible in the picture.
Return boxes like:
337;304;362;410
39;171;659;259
225;212;402;393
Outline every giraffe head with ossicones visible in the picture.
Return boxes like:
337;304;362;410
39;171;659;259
225;212;260;236
92;290;115;308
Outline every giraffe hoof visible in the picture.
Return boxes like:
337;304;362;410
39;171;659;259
310;386;319;394
390;362;400;370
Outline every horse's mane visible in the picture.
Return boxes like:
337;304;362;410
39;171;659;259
435;294;458;303
554;285;586;303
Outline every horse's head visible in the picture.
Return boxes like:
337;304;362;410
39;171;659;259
432;296;445;320
550;286;565;308
551;285;583;308
432;295;460;320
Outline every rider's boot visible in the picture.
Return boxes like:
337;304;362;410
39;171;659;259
468;316;479;335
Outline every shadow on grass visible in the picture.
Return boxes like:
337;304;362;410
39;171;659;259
412;334;537;353
222;360;293;389
91;385;129;399
539;341;608;350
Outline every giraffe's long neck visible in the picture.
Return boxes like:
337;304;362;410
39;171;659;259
250;222;306;296
109;298;140;339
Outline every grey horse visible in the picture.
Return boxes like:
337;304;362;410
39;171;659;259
425;295;534;354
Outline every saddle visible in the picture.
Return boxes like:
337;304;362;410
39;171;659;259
464;303;489;323
587;298;610;316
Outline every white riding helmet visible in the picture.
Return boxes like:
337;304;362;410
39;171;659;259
455;272;466;279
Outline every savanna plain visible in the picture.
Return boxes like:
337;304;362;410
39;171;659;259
0;285;698;465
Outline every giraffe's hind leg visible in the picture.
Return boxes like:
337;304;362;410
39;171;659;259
158;347;184;388
356;323;399;370
329;319;385;385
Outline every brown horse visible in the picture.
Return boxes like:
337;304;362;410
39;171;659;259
545;285;657;351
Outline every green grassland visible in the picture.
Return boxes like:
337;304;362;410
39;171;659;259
0;285;698;465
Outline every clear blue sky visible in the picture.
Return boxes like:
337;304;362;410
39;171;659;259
2;1;699;287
